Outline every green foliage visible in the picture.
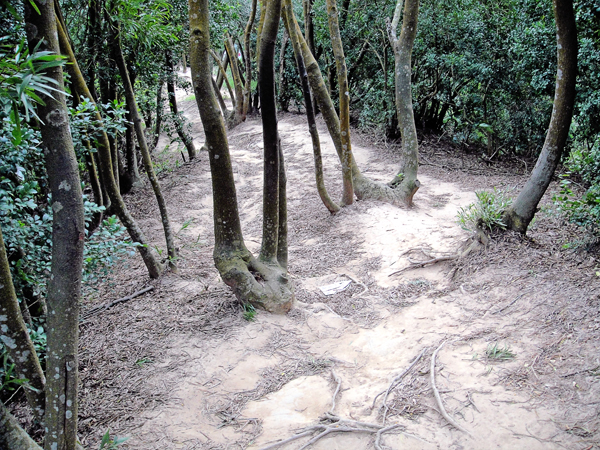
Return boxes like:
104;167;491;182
99;430;129;450
457;189;512;233
485;343;516;361
243;303;256;321
556;138;600;238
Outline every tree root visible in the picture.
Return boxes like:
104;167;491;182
430;341;471;435
388;234;485;277
372;347;427;424
80;286;154;321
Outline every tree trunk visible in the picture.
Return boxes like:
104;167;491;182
284;5;339;213
0;401;42;450
86;0;100;101
225;34;246;126
388;0;421;205
123;110;142;192
0;227;46;422
189;0;292;313
215;50;229;89
243;0;258;116
166;50;197;160
210;49;236;120
278;29;289;111
326;0;354;205
24;2;85;449
504;0;577;233
152;82;164;150
55;16;164;279
111;20;178;271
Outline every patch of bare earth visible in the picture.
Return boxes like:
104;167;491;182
77;84;599;449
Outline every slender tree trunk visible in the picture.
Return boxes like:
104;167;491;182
24;2;85;449
166;50;197;159
259;0;284;262
504;0;577;233
111;20;178;271
55;16;164;278
152;82;164;150
215;50;229;89
283;2;419;207
86;0;99;101
212;76;230;118
189;0;292;313
388;0;421;205
303;0;318;114
278;29;290;111
326;0;353;205
0;227;46;422
123;110;142;190
225;34;246;125
0;401;42;450
284;7;339;213
243;0;258;116
210;49;236;119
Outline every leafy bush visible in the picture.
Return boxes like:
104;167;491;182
457;188;512;233
556;139;600;238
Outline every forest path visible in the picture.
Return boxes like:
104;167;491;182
78;82;599;450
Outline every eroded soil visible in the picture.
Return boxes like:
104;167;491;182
75;84;600;449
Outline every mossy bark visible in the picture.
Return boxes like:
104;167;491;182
326;0;354;205
25;2;84;448
388;0;421;205
189;0;292;313
0;401;42;450
0;227;46;422
55;16;163;278
504;0;577;234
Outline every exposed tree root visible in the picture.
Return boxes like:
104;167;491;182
430;341;471;435
81;286;154;321
216;250;293;314
329;370;342;414
372;347;427;424
342;273;369;298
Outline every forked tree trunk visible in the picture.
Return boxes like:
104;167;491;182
504;0;577;233
388;0;420;205
283;2;419;207
189;0;292;313
166;50;197;160
284;6;339;213
0;227;46;422
55;17;163;279
225;34;246;125
326;0;354;205
111;21;178;271
243;0;258;116
25;2;85;449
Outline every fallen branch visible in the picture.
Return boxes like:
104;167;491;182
81;286;154;320
430;341;471;435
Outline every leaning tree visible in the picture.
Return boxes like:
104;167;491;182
188;0;292;313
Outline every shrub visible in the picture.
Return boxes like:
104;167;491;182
457;188;513;233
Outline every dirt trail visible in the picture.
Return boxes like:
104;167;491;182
77;82;600;450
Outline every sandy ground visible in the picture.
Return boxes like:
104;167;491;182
75;80;600;450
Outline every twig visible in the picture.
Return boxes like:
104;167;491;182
493;294;525;315
561;365;600;378
329;370;342;414
430;341;471;435
373;348;427;424
81;286;154;320
342;273;369;298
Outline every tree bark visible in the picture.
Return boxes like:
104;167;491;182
225;34;246;126
111;20;178;271
0;401;42;450
166;50;197;160
284;6;340;213
0;227;46;422
326;0;354;205
388;0;421;205
243;0;258;116
55;16;164;279
189;0;292;313
504;0;577;233
152;83;164;150
24;2;85;448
